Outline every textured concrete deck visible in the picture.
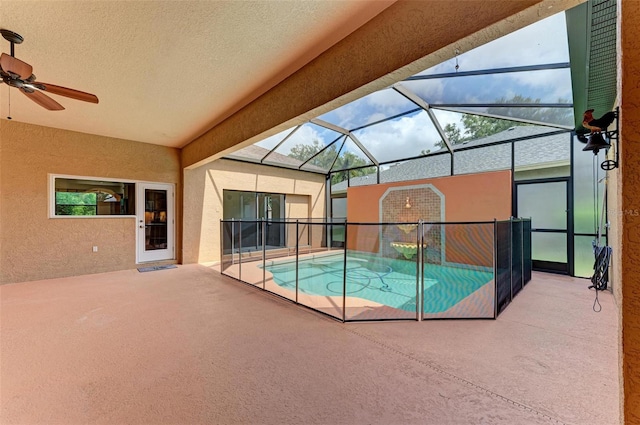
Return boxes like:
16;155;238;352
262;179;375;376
1;266;619;425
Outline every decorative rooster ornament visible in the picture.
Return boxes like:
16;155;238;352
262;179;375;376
582;109;616;133
577;109;616;144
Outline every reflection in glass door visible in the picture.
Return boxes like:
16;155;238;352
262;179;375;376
223;190;285;252
258;194;285;249
137;183;174;262
516;179;569;274
239;192;258;250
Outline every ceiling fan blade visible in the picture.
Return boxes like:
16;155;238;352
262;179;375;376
0;53;33;79
37;82;99;104
19;88;65;111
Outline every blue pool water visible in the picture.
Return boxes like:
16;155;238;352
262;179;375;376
262;253;493;313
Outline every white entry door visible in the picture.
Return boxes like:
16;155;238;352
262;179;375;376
137;183;175;263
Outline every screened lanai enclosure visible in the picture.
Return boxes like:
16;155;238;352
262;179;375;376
221;2;617;290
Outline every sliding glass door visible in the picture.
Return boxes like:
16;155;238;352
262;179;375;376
223;190;285;252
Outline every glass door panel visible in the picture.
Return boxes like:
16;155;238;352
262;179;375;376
145;189;168;251
517;182;567;230
259;193;286;249
532;232;568;262
137;183;174;263
516;180;568;274
223;190;286;253
239;192;258;251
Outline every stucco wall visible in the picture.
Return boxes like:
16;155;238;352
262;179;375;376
608;161;621;301
182;159;325;265
344;171;511;266
346;170;512;223
0;121;181;284
619;1;640;423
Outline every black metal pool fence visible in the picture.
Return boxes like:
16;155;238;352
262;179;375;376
220;218;532;322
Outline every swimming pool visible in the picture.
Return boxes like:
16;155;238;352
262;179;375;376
262;253;493;313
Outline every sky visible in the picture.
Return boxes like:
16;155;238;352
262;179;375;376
250;11;573;169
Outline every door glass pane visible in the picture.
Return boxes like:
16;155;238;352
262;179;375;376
239;193;257;250
145;189;168;251
332;197;347;219
517;182;567;230
260;194;286;249
532;232;567;262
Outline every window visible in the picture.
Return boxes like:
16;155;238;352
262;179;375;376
52;176;136;217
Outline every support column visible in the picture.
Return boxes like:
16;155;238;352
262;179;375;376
619;1;640;423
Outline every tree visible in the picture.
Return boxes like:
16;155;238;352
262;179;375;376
330;151;376;184
431;122;470;151
459;113;519;140
431;95;572;150
288;140;334;166
55;192;97;215
288;139;375;184
487;95;572;125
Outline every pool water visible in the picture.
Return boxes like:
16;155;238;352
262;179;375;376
262;253;493;313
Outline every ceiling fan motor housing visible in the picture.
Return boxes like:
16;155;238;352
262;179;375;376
0;28;99;110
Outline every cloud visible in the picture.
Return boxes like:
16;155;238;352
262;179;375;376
400;80;445;103
351;111;444;162
271;124;324;155
255;127;295;150
404;68;572;106
258;106;468;166
431;109;464;128
319;88;420;130
508;69;573;101
366;89;417;112
424;12;569;75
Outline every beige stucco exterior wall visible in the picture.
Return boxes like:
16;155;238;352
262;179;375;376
182;159;325;265
287;194;312;248
0;121;181;284
619;1;640;423
608;163;621;301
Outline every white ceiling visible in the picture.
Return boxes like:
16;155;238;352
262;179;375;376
0;0;394;147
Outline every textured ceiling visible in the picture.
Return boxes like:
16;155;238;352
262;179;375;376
0;0;394;147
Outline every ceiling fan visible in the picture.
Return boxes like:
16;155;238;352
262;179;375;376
0;29;98;111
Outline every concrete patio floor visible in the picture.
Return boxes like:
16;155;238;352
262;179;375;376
1;265;619;425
